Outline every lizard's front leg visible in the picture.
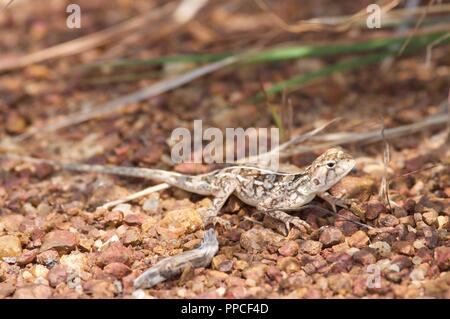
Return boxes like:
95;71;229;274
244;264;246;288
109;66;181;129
262;210;311;234
203;176;238;228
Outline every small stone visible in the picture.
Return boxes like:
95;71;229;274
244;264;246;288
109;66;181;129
142;198;160;213
34;162;55;179
211;255;233;273
434;247;450;271
48;265;67;288
347;230;369;248
13;285;53;299
242;263;268;282
437;216;448;229
319;226;344;247
364;201;386;220
398;216;415;226
103;262;131;279
240;228;284;252
122;228;141;246
6;112;27;134
157;208;203;239
0;281;15;298
83;280;116;298
369;241;391;257
299;240;322;255
403;198;416;214
0;235;22;258
40;230;77;254
327;274;352;295
37;250;59;267
0;214;24;232
266;266;282;282
141;216;157;233
60;252;88;275
352;248;377;265
378;214;399;227
277;257;300;274
329;176;376;202
392;241;415;256
278;241;299;257
78;237;94;252
409;268;425;282
124;213;147;226
104;210;123;226
422;209;438;226
97;242;134;267
17;249;38;266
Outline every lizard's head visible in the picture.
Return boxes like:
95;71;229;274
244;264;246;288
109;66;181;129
308;148;355;193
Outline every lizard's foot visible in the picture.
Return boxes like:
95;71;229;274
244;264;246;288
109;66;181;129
211;216;231;230
264;210;311;234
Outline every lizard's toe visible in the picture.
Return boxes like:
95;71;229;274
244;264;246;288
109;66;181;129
212;216;231;230
289;217;311;234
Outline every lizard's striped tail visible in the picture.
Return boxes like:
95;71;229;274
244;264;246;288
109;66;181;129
2;154;213;195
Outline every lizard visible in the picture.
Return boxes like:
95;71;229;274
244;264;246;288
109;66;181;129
2;147;355;233
1;147;356;288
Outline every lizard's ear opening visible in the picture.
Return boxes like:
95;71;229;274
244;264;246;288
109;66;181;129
312;178;321;186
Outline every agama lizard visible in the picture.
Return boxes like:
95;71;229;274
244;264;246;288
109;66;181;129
1;148;356;288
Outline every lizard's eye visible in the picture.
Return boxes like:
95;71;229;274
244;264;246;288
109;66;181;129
326;161;336;169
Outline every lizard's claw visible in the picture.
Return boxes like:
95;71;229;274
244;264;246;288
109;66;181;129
212;216;231;230
287;216;312;234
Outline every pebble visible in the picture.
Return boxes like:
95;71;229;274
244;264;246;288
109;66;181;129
37;250;59;267
0;281;15;298
378;214;399;227
13;284;53;299
369;241;391;257
242;263;268;282
329;176;375;202
352;248;377;265
17;249;38;266
434;247;450;271
277;257;300;274
0;235;22;258
278;241;299;257
97;242;134;267
123;213;148;226
142;198;160;213
104;210;123;226
422;209;438;226
409;268;425;282
48;265;68;287
347;230;370;248
157;208;203;239
364;200;386;220
327;274;352;295
319;226;344;247
299;240;323;255
60;252;88;275
240;228;284;252
392;241;415;256
83;280;116;298
437;216;448;229
103;262;132;279
122;228;141;246
0;214;24;232
40;230;77;254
